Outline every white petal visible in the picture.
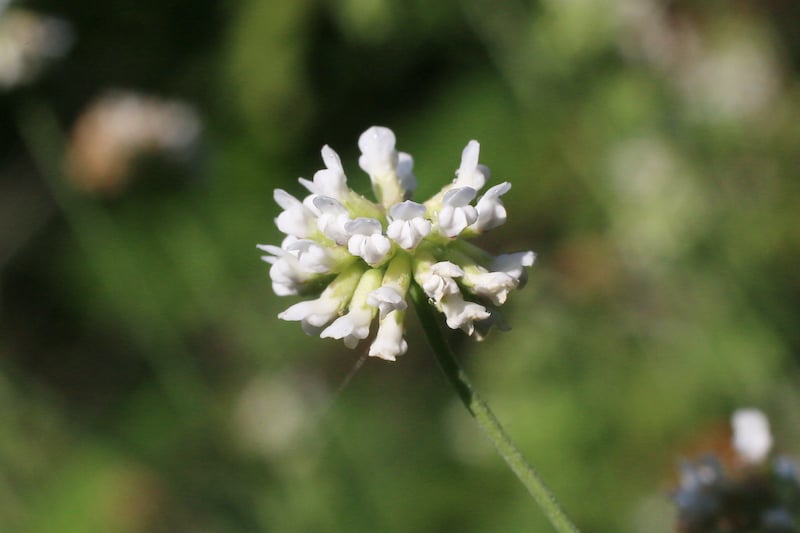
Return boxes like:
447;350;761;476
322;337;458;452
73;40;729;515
443;186;477;207
273;189;300;211
732;408;773;463
298;145;350;201
419;261;464;302
369;311;407;361
396;152;416;193
464;269;516;306
321;145;343;173
438;187;477;238
257;243;284;257
284;239;333;273
320;309;373;348
314;196;351;245
430;261;465;279
274;189;316;237
474;181;511;231
454;140;488;190
278;296;339;328
345;217;382;236
389;200;426;220
491;251;536;283
259;245;315;295
358;126;397;178
348;234;391;266
272;280;299;296
387;218;430;250
440;293;490;335
387;200;431;249
367;286;407;320
346;218;391;266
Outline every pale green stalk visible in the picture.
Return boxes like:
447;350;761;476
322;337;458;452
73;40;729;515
409;283;580;533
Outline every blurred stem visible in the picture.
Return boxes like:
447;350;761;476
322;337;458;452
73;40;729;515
410;283;580;533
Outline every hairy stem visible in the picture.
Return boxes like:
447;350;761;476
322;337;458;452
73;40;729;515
410;283;580;533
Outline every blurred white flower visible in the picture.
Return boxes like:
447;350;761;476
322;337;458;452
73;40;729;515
65;91;202;195
0;7;73;89
617;2;782;123
259;126;535;360
233;373;328;457
607;136;703;267
731;408;773;464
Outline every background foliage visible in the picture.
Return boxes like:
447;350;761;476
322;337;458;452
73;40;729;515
2;0;800;531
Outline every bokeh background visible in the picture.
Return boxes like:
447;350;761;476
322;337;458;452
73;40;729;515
2;0;800;531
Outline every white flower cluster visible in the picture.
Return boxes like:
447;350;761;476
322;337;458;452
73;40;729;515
731;408;773;464
259;126;535;361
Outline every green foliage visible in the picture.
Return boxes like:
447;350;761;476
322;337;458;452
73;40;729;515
2;0;800;531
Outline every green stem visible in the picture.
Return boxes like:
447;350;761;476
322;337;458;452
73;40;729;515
409;283;580;533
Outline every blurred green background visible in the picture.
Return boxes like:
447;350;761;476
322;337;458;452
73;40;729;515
2;0;800;531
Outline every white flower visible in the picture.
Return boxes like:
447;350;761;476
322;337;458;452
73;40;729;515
440;293;490;335
367;286;407;320
279;297;341;333
0;8;74;89
273;189;318;238
258;244;314;296
320;309;373;348
396;152;417;194
438;187;478;238
461;267;517;306
260;126;536;359
320;268;382;348
474;182;511;232
419;261;464;303
346;218;392;266
284;239;335;273
369;310;408;361
277;264;364;332
358;126;413;207
299;145;350;202
492;251;536;285
358;126;397;179
454;140;489;190
313;196;351;245
267;260;306;296
386;200;431;250
732;408;773;464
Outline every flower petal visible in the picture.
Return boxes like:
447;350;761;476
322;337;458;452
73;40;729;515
454;140;489;190
474;181;511;231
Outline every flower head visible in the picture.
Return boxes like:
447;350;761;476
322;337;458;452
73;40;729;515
259;126;535;361
732;408;773;464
